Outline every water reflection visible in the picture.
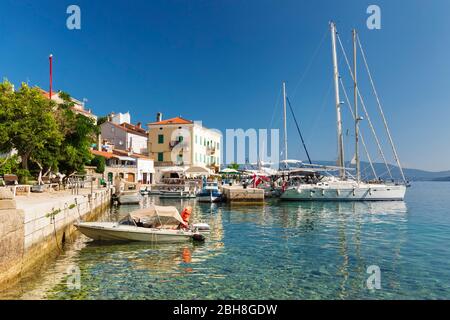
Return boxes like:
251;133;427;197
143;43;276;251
4;192;425;299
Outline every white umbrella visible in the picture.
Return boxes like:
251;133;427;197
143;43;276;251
219;168;239;174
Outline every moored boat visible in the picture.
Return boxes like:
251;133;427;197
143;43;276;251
197;181;222;203
118;190;142;204
75;204;205;243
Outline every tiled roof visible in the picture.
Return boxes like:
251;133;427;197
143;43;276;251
148;116;193;125
91;149;115;159
106;122;148;137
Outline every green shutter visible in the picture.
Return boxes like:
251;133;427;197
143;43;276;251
158;134;164;144
158;152;163;162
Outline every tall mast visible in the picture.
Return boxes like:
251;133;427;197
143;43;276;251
282;81;288;162
353;29;360;183
330;22;345;178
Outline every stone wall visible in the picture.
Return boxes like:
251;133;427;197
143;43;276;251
0;188;111;290
0;189;24;289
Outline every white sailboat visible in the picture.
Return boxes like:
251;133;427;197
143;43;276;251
281;22;407;201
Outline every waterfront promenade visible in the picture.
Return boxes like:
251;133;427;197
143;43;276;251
0;187;112;291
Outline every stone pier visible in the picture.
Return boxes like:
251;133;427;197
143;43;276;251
221;185;264;203
0;189;24;289
0;187;111;291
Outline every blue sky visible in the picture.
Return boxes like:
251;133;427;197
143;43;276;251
1;0;449;171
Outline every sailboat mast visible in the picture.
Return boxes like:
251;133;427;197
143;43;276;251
353;29;360;183
330;22;345;178
283;81;288;162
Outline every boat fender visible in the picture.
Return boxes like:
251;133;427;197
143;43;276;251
181;206;192;224
336;189;340;196
352;188;356;196
193;233;205;242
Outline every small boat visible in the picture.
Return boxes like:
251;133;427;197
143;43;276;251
140;187;150;196
159;190;197;199
118;190;142;205
75;204;205;243
197;181;223;203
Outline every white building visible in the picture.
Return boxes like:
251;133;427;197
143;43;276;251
101;112;148;155
41;89;98;123
147;114;221;180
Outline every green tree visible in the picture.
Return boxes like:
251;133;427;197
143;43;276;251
0;81;62;182
90;155;105;174
54;92;98;175
227;162;240;170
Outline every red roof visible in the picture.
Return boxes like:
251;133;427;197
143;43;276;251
149;116;193;125
91;149;115;159
106;122;147;137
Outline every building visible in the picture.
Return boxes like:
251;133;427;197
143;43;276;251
40;89;98;123
147;113;221;179
91;149;154;184
100;112;148;155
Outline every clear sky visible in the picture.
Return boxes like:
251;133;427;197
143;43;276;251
1;0;449;171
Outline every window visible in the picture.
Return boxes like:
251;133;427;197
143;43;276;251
195;135;198;144
217;142;220;150
195;153;198;162
178;136;183;142
158;152;163;162
158;134;164;144
200;137;203;145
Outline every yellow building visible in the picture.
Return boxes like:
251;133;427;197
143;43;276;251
147;114;221;175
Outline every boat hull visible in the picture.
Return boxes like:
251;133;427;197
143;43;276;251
197;195;222;203
118;193;141;204
75;222;193;242
280;184;406;201
159;192;196;199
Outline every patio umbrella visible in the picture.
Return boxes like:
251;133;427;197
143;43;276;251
219;168;240;174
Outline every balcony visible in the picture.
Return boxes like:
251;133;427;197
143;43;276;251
170;140;189;152
169;140;180;150
206;146;216;155
107;164;137;169
154;161;185;167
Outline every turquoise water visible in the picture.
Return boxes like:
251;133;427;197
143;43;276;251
7;182;450;299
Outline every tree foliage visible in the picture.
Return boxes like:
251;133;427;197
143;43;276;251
90;155;106;174
227;162;240;170
0;80;98;181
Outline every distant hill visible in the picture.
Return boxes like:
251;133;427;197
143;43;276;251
313;160;450;182
432;176;450;182
234;160;450;181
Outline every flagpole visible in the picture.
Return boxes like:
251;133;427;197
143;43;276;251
49;54;53;99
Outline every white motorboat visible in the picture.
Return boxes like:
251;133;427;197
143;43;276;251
75;204;205;242
118;190;142;204
159;190;196;199
197;181;222;203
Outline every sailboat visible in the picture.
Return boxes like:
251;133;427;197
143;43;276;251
281;22;407;201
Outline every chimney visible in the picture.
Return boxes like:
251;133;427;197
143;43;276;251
156;112;162;122
136;122;142;128
97;134;102;151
